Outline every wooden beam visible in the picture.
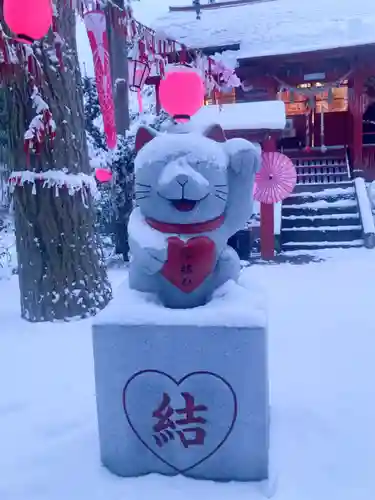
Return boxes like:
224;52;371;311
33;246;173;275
237;43;375;67
169;0;276;13
236;44;375;88
349;71;365;177
199;43;241;56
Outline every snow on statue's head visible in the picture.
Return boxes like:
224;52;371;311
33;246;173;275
134;124;229;224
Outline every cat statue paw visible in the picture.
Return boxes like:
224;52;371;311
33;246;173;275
128;123;261;309
128;207;168;276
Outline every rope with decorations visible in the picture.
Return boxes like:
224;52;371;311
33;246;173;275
80;0;240;93
9;169;100;200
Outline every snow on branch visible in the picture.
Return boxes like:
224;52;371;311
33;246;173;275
24;77;56;163
8;170;100;200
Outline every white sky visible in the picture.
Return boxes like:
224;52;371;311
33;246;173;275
77;0;190;76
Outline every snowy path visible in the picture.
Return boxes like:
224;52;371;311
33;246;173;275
1;251;375;500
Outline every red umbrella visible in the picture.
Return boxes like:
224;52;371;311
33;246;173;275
254;152;297;204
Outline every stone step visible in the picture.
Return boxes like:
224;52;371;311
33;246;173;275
283;204;360;217
293;181;354;193
282;227;363;244
296;165;347;172
297;177;350;186
296;171;349;181
282;240;364;251
287;185;355;198
284;188;355;206
296;164;347;169
289;154;346;162
297;180;350;187
284;197;357;211
283;204;359;217
296;164;349;173
282;214;361;228
284;195;355;206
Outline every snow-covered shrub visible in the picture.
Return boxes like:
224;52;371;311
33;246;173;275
83;76;107;152
0;216;17;279
82;78;169;260
83;77;116;251
111;105;169;259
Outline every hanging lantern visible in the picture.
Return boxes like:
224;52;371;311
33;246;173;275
95;169;112;183
128;58;150;92
159;67;205;122
3;0;53;44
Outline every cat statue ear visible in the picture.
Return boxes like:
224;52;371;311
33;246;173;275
135;126;159;153
203;124;227;143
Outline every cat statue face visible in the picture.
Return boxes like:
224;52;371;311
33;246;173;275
134;125;230;224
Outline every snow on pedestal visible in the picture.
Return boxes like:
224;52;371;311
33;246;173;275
92;275;269;482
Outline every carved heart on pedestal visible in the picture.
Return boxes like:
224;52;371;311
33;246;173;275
161;237;216;293
123;370;237;473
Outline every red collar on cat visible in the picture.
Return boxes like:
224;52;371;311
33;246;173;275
145;215;225;234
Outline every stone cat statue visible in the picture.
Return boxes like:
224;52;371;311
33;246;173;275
128;123;261;309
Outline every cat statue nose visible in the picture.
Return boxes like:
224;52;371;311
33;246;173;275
158;160;210;200
175;174;189;186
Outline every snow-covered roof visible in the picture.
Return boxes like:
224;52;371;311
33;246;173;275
190;101;286;131
153;0;375;60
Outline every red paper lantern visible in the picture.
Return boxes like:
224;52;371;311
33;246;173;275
95;169;112;183
4;0;53;44
128;59;151;91
159;68;205;122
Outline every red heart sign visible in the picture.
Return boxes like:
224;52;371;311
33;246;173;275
161;236;216;293
123;370;237;473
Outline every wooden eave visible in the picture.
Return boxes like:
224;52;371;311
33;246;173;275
237;42;375;67
146;39;375;86
168;0;276;13
235;43;375;80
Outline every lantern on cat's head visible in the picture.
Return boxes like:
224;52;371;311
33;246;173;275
3;0;53;44
159;67;205;123
128;58;151;91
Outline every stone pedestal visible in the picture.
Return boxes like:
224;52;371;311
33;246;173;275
92;278;269;481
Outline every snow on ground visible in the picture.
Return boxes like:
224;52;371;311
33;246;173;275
1;249;375;499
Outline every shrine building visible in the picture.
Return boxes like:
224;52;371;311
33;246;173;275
151;0;375;256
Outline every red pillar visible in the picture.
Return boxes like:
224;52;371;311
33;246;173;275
260;134;276;259
155;79;161;114
349;72;364;178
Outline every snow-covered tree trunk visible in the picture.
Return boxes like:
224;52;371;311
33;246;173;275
5;5;112;321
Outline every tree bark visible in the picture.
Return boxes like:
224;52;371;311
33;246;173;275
4;4;112;321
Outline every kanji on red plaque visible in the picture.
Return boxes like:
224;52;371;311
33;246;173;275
152;392;208;448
